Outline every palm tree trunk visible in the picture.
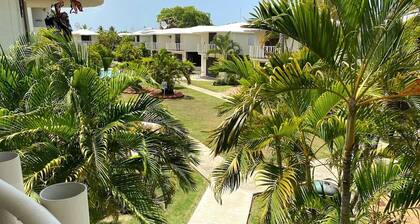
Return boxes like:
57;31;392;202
340;100;357;224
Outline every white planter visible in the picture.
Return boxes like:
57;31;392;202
0;151;24;191
40;182;90;224
0;179;60;224
0;152;24;224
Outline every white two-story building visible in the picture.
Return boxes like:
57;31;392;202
134;23;300;76
72;29;98;45
0;0;104;51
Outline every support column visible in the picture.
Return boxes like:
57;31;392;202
26;7;33;33
201;54;207;77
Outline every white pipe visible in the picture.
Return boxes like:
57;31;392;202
40;182;90;224
0;151;25;224
0;179;61;224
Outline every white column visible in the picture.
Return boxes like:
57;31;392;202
26;7;34;33
182;52;187;61
201;54;207;76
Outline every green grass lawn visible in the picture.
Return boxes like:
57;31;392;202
165;172;208;223
115;87;225;223
161;86;227;145
186;80;236;93
100;171;208;224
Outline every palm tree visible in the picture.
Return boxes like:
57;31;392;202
207;32;241;59
250;1;419;223
0;32;198;223
210;5;419;221
210;52;345;223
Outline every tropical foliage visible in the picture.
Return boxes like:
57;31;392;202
207;33;241;60
207;33;242;85
114;38;150;62
97;26;121;51
144;49;193;94
0;31;198;223
157;6;212;28
210;0;419;223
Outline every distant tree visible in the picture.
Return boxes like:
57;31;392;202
81;24;89;29
157;6;212;28
98;26;104;32
114;37;147;62
97;28;121;51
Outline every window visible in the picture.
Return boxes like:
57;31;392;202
248;35;256;46
209;32;217;43
81;35;91;41
136;35;140;42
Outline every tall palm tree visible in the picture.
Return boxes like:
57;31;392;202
250;1;419;223
210;52;345;223
0;32;198;223
211;50;419;223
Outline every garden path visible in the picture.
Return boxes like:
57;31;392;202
188;140;260;224
179;82;230;102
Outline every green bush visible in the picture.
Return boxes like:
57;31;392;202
147;50;192;94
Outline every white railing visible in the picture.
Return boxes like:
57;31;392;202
249;46;278;59
166;42;183;51
197;43;217;54
145;42;167;51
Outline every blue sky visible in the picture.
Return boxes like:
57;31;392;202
69;0;260;32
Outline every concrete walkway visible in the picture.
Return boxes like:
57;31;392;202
179;82;230;102
188;140;258;224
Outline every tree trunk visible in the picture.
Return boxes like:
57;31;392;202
340;99;357;224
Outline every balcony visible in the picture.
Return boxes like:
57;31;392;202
145;42;165;51
249;46;279;60
166;43;183;51
197;44;217;54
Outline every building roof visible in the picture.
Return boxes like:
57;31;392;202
118;32;135;36
72;29;98;36
134;23;263;36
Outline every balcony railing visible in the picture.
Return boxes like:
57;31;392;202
197;44;217;54
80;41;93;46
145;42;171;51
249;46;278;59
166;43;183;51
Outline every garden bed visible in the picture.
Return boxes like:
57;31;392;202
123;86;185;99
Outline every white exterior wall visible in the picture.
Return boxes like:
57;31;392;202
199;33;209;46
181;34;200;52
157;35;170;49
0;0;26;50
72;35;98;45
139;35;152;44
230;33;254;55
